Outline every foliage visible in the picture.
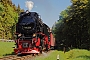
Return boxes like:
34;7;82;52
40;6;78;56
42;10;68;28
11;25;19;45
52;0;90;49
0;0;24;39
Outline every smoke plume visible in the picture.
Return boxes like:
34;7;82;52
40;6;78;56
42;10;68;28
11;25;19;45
25;0;34;11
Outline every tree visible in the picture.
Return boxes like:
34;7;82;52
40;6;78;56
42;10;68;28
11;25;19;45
53;0;90;50
0;1;23;39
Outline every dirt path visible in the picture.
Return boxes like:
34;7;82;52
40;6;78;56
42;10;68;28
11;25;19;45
31;51;54;60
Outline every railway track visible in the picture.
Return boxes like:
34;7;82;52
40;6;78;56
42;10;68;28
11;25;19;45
0;50;53;60
0;54;37;60
0;51;49;60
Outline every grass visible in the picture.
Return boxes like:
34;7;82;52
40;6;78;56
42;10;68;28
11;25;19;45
35;50;66;60
35;49;90;60
0;41;90;60
65;49;90;60
0;41;15;58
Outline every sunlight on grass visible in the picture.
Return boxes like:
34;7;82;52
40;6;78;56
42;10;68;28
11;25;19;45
35;50;66;60
35;49;90;60
0;42;15;58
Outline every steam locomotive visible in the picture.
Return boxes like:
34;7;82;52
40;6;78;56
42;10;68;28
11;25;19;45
14;10;55;54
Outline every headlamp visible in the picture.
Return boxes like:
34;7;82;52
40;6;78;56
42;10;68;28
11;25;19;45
18;34;22;37
33;34;36;37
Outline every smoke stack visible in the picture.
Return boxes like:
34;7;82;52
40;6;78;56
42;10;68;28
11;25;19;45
25;0;34;11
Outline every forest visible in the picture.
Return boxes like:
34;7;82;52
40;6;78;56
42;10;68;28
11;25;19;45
52;0;90;50
0;0;24;39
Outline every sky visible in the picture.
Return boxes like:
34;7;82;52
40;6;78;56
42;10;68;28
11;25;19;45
12;0;71;27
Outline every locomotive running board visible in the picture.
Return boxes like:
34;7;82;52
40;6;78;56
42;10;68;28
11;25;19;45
20;50;39;54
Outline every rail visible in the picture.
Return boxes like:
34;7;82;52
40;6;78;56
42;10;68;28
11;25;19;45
0;39;14;42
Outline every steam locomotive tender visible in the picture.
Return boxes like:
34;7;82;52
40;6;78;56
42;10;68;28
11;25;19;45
14;10;55;54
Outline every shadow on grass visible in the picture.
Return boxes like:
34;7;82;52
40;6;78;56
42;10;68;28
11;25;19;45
56;47;71;52
3;52;15;56
76;55;90;59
